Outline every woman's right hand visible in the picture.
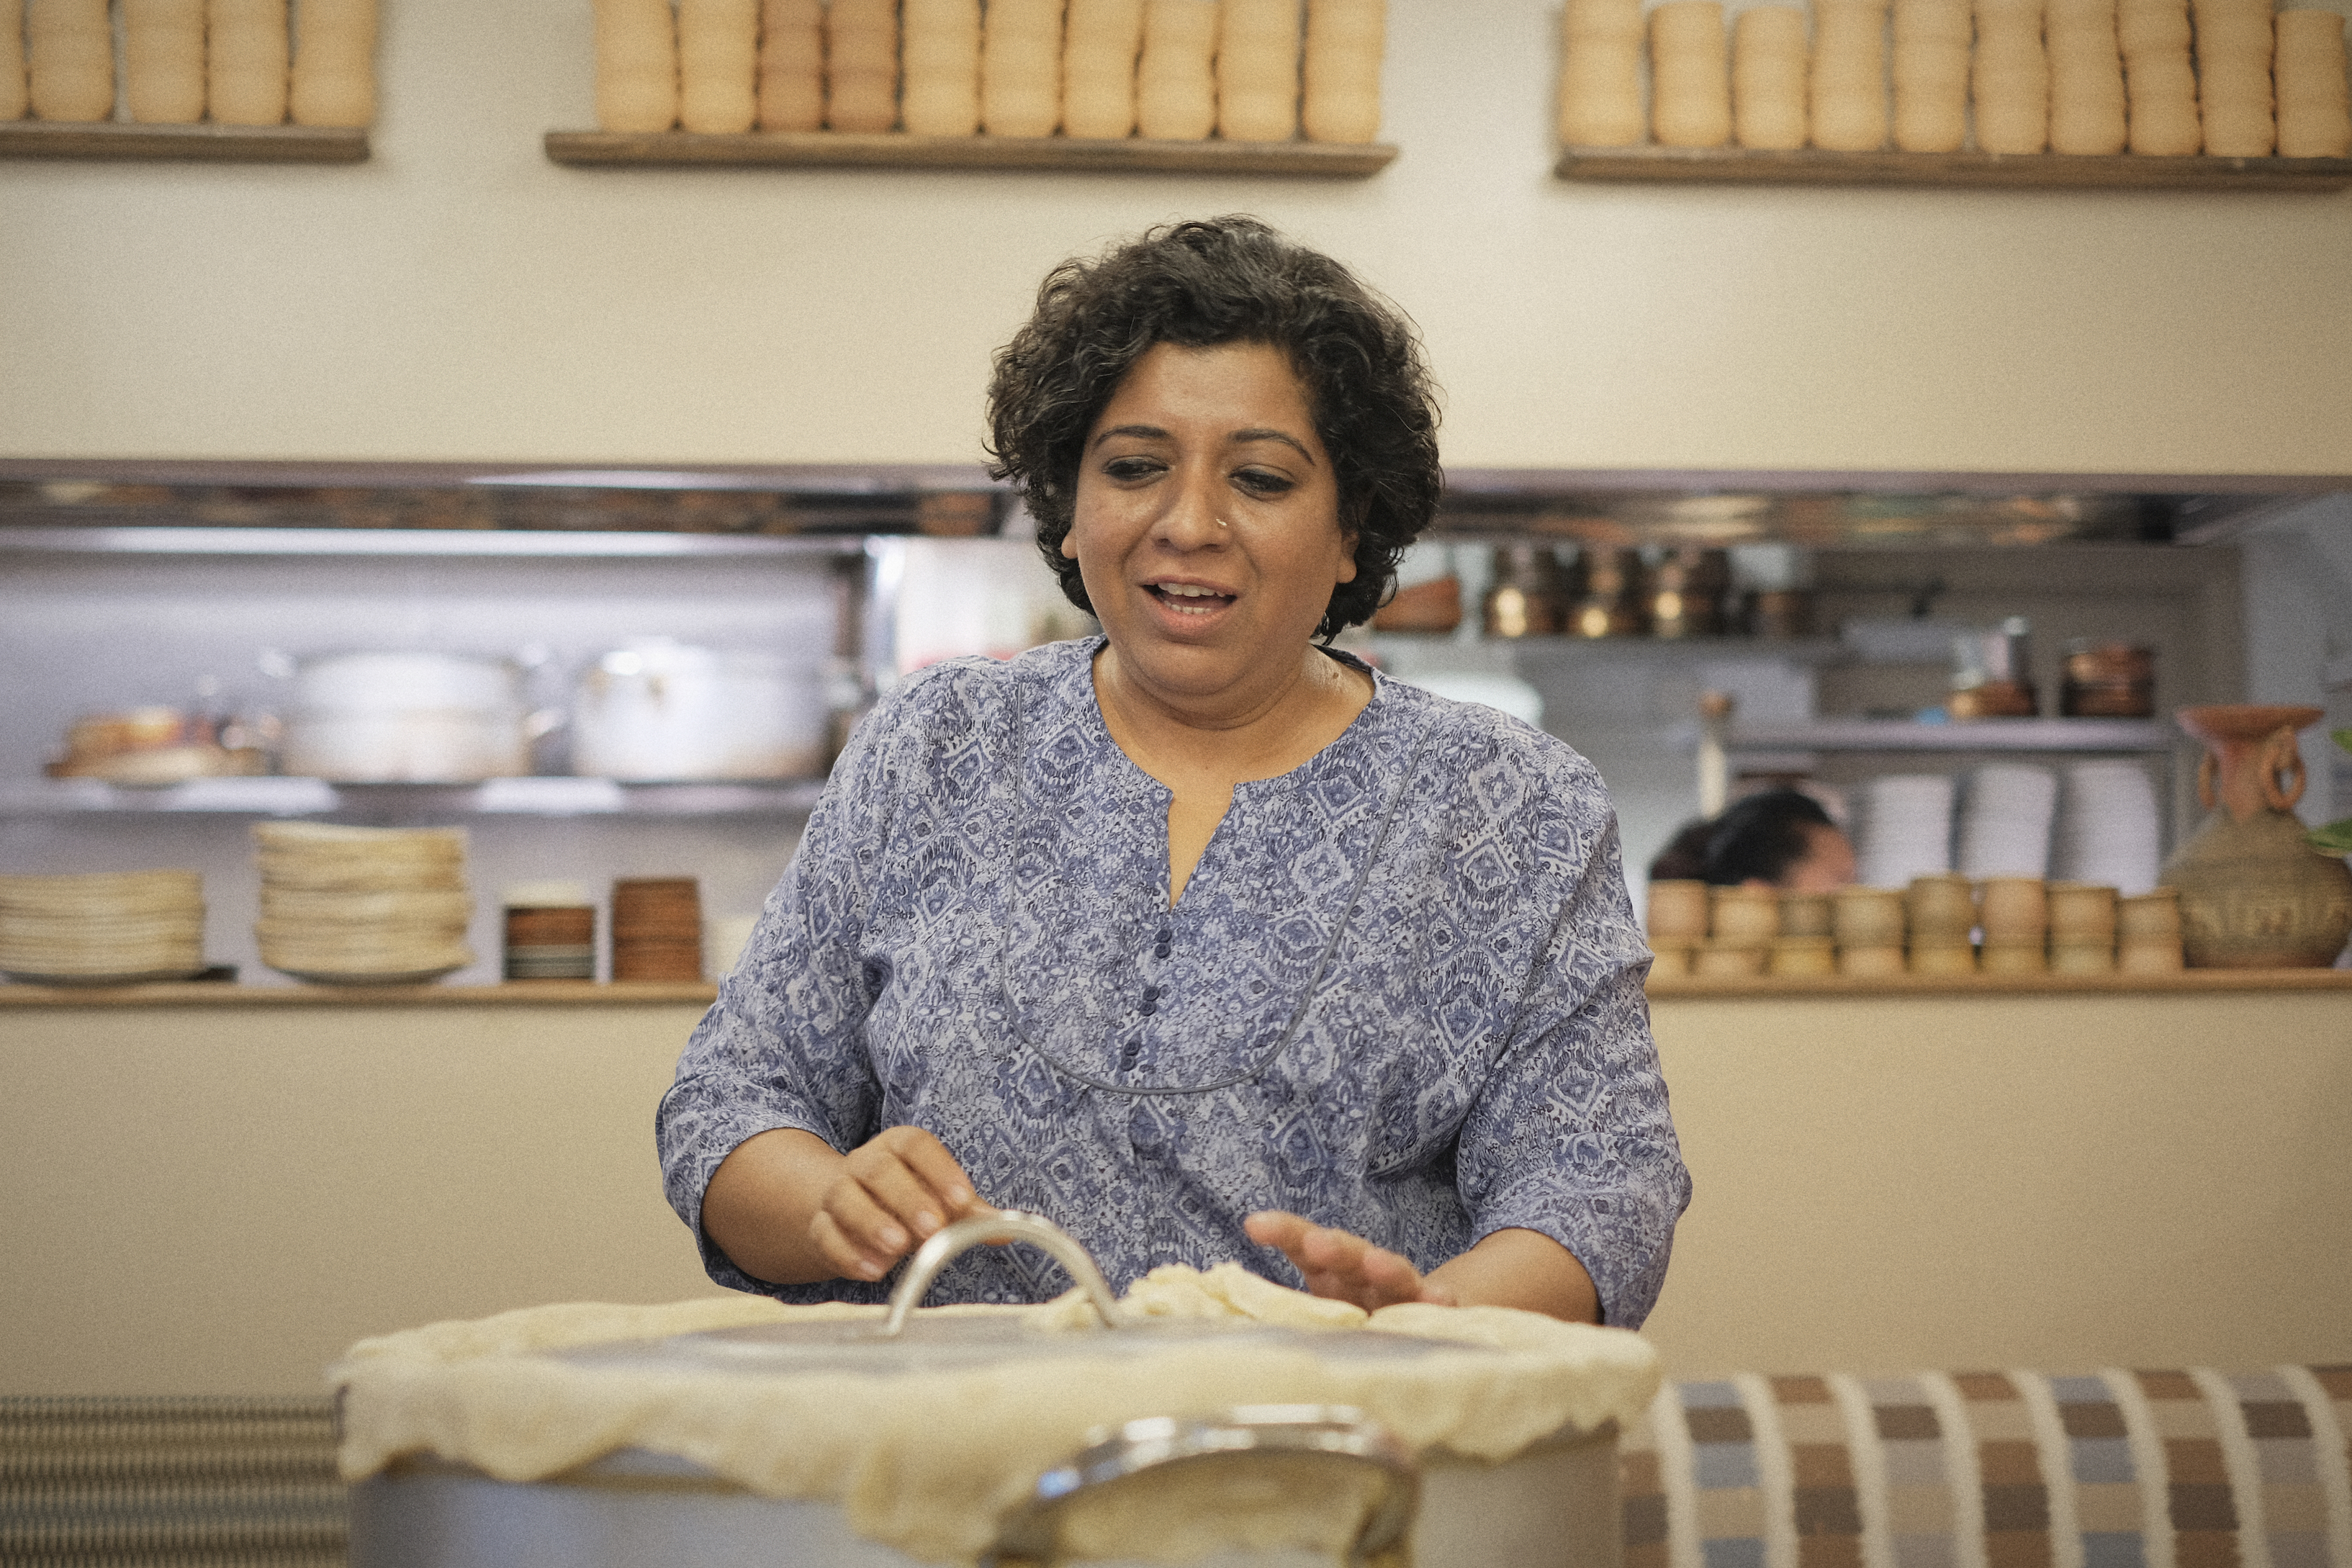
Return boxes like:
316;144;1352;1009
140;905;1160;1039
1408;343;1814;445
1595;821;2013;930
810;1125;993;1281
702;1125;992;1287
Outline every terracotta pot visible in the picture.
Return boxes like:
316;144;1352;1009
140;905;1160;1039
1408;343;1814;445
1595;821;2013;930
2162;706;2352;968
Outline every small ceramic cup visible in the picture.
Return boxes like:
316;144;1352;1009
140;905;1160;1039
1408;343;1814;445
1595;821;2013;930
1906;873;1977;940
1979;937;2049;975
1647;879;1711;943
1837;942;1906;978
1907;939;1979;976
1769;935;1837;976
1695;940;1768;978
1834;887;1906;947
2117;935;2184;973
1778;889;1834;938
2117;888;2181;940
1710;885;1782;945
2048;881;2119;940
2050;936;2117;975
1976;876;2049;941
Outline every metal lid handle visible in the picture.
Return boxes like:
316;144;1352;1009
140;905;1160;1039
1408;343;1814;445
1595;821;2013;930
986;1405;1420;1568
880;1210;1124;1336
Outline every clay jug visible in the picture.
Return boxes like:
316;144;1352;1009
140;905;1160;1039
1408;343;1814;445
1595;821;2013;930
2161;705;2352;968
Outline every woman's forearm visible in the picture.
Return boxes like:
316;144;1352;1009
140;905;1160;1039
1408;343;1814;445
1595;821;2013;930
700;1127;851;1285
1424;1227;1602;1323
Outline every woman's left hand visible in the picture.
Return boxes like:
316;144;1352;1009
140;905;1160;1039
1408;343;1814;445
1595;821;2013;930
1243;1210;1459;1312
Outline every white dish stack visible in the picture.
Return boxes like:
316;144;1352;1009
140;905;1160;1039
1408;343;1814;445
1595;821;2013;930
253;823;475;985
1854;773;1956;888
2053;760;2163;895
1955;763;2059;878
0;870;206;984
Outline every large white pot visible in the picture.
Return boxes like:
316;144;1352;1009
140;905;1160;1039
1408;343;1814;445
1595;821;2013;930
280;652;544;783
571;639;827;782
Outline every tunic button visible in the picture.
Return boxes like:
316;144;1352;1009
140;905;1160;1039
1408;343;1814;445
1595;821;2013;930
1142;985;1160;1002
1139;1000;1158;1016
1153;942;1171;959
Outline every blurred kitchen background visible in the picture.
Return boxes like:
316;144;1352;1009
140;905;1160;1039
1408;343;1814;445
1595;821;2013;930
3;479;2346;986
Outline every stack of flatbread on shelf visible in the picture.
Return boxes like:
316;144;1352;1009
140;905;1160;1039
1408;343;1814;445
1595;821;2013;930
0;870;207;985
253;823;474;985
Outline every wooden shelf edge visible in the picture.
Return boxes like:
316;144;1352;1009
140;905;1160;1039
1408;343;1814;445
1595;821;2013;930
544;128;1396;177
0;119;369;163
1554;144;2352;191
1647;966;2352;997
0;980;721;1006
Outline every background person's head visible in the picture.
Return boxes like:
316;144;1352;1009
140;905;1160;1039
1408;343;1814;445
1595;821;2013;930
985;216;1443;641
1701;789;1855;890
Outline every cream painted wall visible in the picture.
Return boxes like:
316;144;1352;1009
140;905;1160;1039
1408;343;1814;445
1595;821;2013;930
3;1;2350;474
4;988;2346;1395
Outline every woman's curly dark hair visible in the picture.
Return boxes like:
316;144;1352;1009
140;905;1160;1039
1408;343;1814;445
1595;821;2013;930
985;216;1443;641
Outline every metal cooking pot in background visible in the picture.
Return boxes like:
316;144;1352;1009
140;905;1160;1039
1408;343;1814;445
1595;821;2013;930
275;651;560;783
571;639;827;783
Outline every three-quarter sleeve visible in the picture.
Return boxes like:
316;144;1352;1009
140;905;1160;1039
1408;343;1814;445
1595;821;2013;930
1451;775;1691;1330
654;697;902;1294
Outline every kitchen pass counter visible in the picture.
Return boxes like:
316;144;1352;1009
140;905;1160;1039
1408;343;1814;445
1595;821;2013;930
6;979;2348;1397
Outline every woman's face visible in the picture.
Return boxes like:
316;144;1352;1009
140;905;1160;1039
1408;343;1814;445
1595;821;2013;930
1063;340;1356;707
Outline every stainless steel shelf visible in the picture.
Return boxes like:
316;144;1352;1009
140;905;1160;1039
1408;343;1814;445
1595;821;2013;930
1728;718;2176;753
0;526;873;559
0;777;827;819
1376;633;1852;665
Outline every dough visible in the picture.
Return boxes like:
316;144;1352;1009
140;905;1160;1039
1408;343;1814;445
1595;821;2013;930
334;1267;1662;1567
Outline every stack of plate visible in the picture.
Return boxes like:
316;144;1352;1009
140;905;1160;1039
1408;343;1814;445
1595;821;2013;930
253;823;474;985
503;882;595;982
2053;761;2163;896
1955;764;2059;878
0;870;206;984
1853;773;1956;888
610;878;702;981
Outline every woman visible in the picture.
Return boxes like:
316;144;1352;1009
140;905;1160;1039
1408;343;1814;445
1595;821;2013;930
657;217;1689;1327
1649;789;1855;890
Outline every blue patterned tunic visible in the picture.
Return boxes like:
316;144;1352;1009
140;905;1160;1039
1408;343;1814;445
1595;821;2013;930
657;638;1690;1327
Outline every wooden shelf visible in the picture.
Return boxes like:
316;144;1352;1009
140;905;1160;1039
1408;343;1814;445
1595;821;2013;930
544;128;1396;177
1646;966;2352;996
0;120;369;163
0;980;719;1006
1554;144;2352;191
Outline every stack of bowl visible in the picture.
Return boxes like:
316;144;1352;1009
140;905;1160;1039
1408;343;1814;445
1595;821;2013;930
1643;879;1708;977
1699;884;1778;976
1770;889;1835;976
1978;876;2050;973
1831;887;1906;976
611;878;703;981
502;882;596;982
253;824;473;985
1904;874;1979;974
2117;888;2184;972
2047;881;2119;974
0;870;206;984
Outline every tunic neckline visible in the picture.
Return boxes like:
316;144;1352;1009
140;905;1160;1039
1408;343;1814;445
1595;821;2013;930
1068;636;1394;804
1065;636;1393;911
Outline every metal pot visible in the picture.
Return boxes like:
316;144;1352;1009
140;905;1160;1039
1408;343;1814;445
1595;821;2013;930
570;639;827;782
347;1216;1624;1568
276;652;559;783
